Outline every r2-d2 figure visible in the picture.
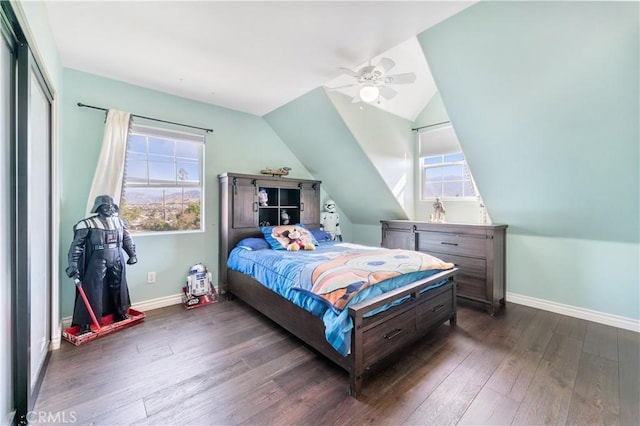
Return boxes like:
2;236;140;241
320;199;342;241
183;263;217;308
187;263;213;297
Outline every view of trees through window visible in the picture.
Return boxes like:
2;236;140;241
120;126;204;233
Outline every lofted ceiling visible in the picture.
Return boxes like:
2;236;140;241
44;1;475;118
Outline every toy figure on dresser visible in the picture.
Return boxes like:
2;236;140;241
429;197;446;223
65;195;138;334
320;199;342;241
258;188;269;206
280;209;290;225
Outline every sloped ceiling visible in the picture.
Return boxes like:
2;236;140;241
43;1;474;117
417;1;639;243
264;88;410;225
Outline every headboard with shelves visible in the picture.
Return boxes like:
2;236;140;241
218;172;321;291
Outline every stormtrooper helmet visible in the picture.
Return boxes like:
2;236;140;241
324;199;336;213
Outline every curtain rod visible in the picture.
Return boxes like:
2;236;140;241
411;120;451;132
77;102;214;133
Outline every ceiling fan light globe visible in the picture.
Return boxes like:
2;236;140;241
359;85;380;103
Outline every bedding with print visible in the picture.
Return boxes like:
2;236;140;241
228;241;454;355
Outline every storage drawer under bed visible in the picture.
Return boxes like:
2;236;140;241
416;285;455;331
362;308;416;366
361;284;454;367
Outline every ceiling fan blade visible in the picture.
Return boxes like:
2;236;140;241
339;67;361;78
326;83;358;90
375;57;396;74
386;72;417;84
379;86;398;100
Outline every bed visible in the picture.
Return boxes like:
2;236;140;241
218;173;458;397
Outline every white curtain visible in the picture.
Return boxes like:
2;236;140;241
85;109;131;215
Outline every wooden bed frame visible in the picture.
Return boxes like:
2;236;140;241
218;173;458;397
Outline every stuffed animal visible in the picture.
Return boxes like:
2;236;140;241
281;228;315;251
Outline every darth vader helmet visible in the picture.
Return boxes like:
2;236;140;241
90;195;118;213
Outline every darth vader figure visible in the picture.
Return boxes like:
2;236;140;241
66;195;138;333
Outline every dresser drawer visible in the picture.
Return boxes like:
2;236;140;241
416;231;487;257
363;308;416;366
456;275;487;300
429;253;486;279
416;286;454;330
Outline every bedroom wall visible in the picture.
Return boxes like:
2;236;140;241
325;90;415;217
264;87;410;228
59;69;315;318
418;1;639;323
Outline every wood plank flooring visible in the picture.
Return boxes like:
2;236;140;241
33;300;639;425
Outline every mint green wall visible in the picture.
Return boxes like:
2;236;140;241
264;87;409;226
418;1;639;319
326;90;415;217
60;69;313;317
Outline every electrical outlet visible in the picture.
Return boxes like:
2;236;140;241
147;272;156;284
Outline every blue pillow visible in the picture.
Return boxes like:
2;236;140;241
236;237;270;251
261;224;319;250
310;228;333;242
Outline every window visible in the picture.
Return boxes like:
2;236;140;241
420;152;476;199
120;125;204;234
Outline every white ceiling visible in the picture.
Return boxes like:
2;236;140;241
44;1;474;118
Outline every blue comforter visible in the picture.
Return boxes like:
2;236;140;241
227;242;451;356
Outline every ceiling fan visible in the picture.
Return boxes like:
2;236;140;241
329;57;417;103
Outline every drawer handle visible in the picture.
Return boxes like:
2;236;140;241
432;304;445;312
384;328;404;340
441;242;458;246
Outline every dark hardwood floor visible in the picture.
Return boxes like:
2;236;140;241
33;299;639;425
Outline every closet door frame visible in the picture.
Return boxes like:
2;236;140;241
3;2;56;423
0;6;17;425
15;41;54;422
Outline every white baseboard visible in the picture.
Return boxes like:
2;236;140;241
57;291;638;341
51;324;62;350
59;293;184;330
507;292;639;333
132;293;184;312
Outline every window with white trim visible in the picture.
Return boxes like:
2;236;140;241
120;125;204;234
420;152;476;199
418;125;477;200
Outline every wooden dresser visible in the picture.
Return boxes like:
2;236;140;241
381;220;507;315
